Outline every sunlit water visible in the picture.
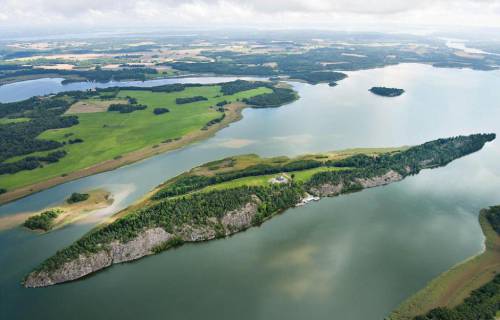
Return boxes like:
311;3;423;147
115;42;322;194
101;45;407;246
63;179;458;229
1;64;500;320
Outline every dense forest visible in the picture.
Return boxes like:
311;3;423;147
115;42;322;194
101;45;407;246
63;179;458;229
31;134;495;275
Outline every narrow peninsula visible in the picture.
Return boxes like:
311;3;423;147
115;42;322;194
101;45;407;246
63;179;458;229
369;86;405;97
23;133;495;287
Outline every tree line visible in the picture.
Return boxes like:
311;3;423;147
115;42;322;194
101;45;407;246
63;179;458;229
30;134;496;276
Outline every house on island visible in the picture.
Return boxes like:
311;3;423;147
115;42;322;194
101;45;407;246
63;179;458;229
269;174;289;184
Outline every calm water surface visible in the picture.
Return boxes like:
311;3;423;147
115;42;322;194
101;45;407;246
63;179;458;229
1;64;500;320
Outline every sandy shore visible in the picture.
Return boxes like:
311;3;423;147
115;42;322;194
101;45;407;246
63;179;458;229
0;189;113;232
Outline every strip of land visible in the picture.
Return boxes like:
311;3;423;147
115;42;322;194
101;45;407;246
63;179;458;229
389;206;500;320
0;189;112;232
23;133;495;287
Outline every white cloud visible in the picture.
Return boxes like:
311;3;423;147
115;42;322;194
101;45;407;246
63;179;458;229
0;0;499;31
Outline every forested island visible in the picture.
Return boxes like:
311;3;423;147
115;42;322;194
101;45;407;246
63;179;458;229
23;133;495;287
391;205;500;320
369;87;405;97
0;80;297;204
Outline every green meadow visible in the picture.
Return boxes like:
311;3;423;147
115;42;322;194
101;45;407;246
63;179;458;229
1;85;272;190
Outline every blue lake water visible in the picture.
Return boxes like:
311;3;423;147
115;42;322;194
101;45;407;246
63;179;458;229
1;64;499;320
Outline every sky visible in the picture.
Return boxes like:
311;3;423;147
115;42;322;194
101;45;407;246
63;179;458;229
0;0;499;35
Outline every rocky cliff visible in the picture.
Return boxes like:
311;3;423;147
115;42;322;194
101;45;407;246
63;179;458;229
24;201;260;288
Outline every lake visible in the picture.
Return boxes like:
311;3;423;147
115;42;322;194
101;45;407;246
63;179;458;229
1;63;499;320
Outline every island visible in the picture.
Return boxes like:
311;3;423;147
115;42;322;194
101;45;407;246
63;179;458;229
22;133;495;287
390;205;500;320
369;86;405;97
0;80;298;205
22;189;113;232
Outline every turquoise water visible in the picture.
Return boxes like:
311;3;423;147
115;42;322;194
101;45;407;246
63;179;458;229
1;64;499;319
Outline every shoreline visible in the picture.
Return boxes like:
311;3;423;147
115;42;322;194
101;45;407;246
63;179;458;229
389;210;500;319
0;101;250;206
0;189;113;232
22;134;495;287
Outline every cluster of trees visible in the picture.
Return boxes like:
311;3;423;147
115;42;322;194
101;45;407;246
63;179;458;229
219;80;271;95
216;100;229;107
202;113;225;130
0;150;67;175
107;104;147;113
175;96;208;104
153;108;170;115
369;87;405;97
67;192;90;204
0;188;6;194
23;209;62;231
243;88;297;108
68;138;83;144
414;274;500;320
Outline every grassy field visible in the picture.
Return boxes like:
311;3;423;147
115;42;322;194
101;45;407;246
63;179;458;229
0;85;271;190
200;167;349;192
389;211;500;320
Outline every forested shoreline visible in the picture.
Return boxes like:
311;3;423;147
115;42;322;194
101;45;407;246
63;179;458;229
24;133;495;287
410;206;500;320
